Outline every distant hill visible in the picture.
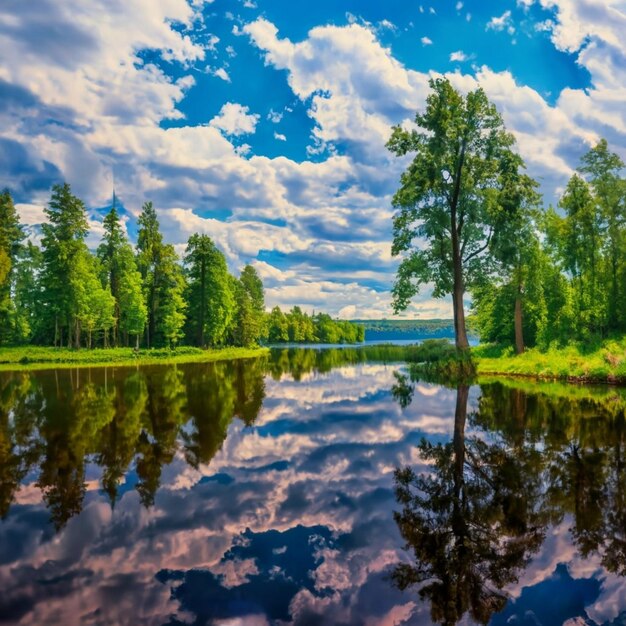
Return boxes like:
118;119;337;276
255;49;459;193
350;318;479;342
351;319;455;333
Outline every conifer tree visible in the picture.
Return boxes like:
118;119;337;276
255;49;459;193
0;190;25;344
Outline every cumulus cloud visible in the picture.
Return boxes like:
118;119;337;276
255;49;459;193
210;102;261;136
213;67;231;81
421;36;433;45
1;0;625;318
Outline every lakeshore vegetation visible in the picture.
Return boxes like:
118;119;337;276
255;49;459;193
0;186;363;354
389;77;625;357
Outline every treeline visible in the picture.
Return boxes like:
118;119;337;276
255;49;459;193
0;184;361;349
356;318;456;335
389;77;626;353
472;139;626;350
267;307;364;344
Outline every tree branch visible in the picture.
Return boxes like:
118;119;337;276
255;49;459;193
462;227;493;264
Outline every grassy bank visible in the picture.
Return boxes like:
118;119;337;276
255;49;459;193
0;345;270;372
474;339;626;384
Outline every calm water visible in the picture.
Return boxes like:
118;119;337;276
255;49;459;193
0;348;625;625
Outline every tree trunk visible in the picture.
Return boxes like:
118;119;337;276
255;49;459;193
514;289;524;355
452;279;469;350
199;259;206;347
449;137;469;351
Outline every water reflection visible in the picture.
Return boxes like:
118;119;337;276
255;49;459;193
392;374;626;625
0;352;626;624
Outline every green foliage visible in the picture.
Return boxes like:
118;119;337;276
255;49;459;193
0;345;269;371
39;183;112;348
388;77;530;349
0;189;25;344
472;138;625;351
473;335;626;383
183;234;235;347
98;206;147;346
265;306;363;344
136;203;187;348
267;306;289;342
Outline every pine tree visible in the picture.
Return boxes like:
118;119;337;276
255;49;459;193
136;201;164;348
98;204;146;347
0;190;25;344
41;183;107;347
183;234;234;347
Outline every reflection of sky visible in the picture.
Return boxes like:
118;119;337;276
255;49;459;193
0;364;624;625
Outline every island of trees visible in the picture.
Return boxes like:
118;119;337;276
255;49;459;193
0;186;363;351
389;77;625;356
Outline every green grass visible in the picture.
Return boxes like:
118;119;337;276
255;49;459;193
473;338;626;384
0;345;270;371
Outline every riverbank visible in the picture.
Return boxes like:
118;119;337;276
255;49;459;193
473;339;626;384
0;346;270;371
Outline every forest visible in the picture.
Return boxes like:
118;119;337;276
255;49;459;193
0;185;363;350
390;77;626;355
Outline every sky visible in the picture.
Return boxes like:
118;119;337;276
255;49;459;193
1;0;625;319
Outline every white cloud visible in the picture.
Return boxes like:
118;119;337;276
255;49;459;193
267;109;284;123
209;102;260;136
421;36;433;46
450;50;468;62
274;132;287;141
378;19;396;31
487;10;514;32
213;67;231;81
456;1;463;10
2;3;626;319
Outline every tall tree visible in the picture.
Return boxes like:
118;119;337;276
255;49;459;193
545;175;605;338
0;190;25;344
234;264;266;346
40;183;109;348
578;139;626;330
72;250;115;348
98;204;146;347
136;202;186;348
158;244;187;348
240;264;265;314
267;306;289;343
183;234;235;347
12;241;43;343
487;155;542;353
136;201;163;348
387;77;524;350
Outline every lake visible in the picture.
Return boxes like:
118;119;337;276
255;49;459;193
0;347;625;625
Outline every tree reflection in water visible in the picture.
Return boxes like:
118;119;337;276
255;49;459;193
390;373;626;625
0;357;268;527
2;350;626;624
0;347;391;527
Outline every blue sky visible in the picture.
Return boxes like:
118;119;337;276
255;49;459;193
1;0;625;317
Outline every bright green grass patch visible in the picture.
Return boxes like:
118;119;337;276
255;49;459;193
0;345;270;372
473;338;626;383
